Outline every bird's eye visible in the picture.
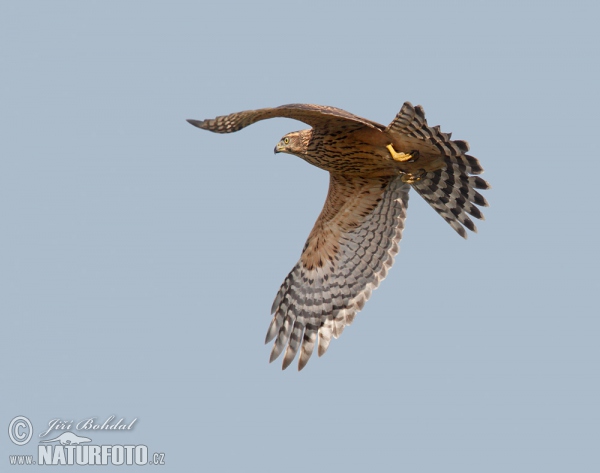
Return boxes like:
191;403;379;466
284;137;290;144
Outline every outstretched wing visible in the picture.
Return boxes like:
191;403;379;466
266;174;410;370
387;102;490;237
187;103;384;134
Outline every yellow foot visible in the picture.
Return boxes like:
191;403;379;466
386;144;418;163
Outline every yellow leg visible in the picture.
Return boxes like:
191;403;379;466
386;144;416;163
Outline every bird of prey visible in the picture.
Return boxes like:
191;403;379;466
187;102;489;370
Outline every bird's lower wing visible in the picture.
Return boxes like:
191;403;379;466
266;174;410;370
187;104;384;134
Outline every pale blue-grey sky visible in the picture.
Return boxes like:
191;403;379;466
1;1;598;471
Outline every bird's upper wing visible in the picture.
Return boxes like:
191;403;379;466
187;103;385;133
266;174;410;370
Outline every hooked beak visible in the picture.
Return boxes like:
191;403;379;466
274;142;283;154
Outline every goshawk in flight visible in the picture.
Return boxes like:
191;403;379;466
187;102;489;370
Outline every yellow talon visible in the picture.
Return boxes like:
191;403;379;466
386;144;416;163
401;171;425;184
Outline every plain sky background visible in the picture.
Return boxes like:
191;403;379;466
1;1;598;471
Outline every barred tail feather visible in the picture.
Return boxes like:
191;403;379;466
386;102;470;157
412;154;490;238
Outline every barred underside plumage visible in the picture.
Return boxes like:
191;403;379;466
266;176;410;370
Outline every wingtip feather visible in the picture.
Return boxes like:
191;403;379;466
186;119;205;129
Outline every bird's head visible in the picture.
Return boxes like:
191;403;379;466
274;131;309;156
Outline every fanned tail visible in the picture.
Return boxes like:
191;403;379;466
387;102;490;237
